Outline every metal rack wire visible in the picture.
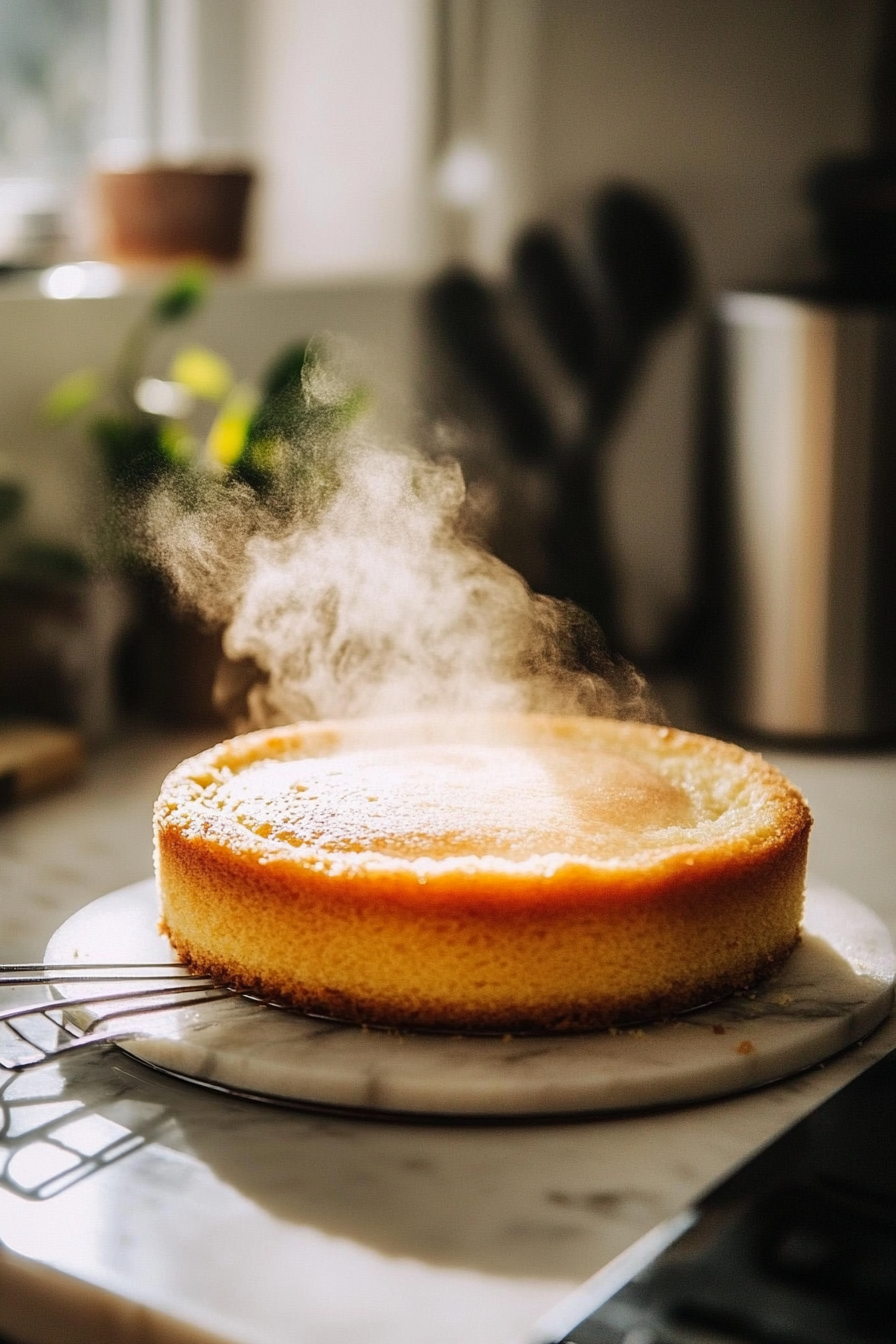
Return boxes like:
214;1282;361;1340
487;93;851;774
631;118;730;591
0;963;234;1070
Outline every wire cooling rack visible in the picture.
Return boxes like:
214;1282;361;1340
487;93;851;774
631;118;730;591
0;963;233;1070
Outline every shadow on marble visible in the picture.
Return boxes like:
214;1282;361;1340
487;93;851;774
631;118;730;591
0;1056;175;1200
114;1018;896;1283
2;1044;682;1280
3;1002;895;1290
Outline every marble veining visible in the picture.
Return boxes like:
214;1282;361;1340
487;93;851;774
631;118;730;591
44;878;895;1117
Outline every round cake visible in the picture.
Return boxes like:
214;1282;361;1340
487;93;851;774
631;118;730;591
153;714;811;1032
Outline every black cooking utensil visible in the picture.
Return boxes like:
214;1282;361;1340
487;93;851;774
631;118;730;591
510;225;621;637
426;268;555;468
428;261;619;639
511;226;603;388
591;182;692;336
426;185;694;653
547;450;618;638
590;183;693;436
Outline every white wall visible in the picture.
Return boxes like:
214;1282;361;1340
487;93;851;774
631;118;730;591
248;0;434;279
536;0;877;286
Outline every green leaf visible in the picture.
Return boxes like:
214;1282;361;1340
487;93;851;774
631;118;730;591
92;416;174;492
153;265;209;323
261;342;309;398
43;369;101;423
159;421;199;465
0;480;25;526
332;384;370;427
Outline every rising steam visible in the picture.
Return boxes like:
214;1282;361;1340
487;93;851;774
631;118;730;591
138;347;659;731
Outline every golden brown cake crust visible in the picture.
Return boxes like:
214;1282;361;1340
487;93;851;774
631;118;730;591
154;714;811;1032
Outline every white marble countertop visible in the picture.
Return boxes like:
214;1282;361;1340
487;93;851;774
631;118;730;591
0;728;894;1344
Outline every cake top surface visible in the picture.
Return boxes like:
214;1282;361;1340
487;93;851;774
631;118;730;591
207;742;694;863
156;715;811;878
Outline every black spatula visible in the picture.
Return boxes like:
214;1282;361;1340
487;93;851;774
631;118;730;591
590;183;693;437
426;268;555;469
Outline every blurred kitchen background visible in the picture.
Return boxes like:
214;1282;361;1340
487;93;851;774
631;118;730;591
1;0;893;756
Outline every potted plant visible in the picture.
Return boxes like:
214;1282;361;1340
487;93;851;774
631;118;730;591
45;267;365;724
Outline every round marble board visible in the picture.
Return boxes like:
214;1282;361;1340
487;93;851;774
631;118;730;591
45;879;894;1119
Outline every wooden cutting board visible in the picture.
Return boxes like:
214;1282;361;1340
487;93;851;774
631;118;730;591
0;722;84;807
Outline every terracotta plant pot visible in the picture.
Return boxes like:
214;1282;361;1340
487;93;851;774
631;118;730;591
97;165;254;265
117;576;225;727
0;573;132;740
